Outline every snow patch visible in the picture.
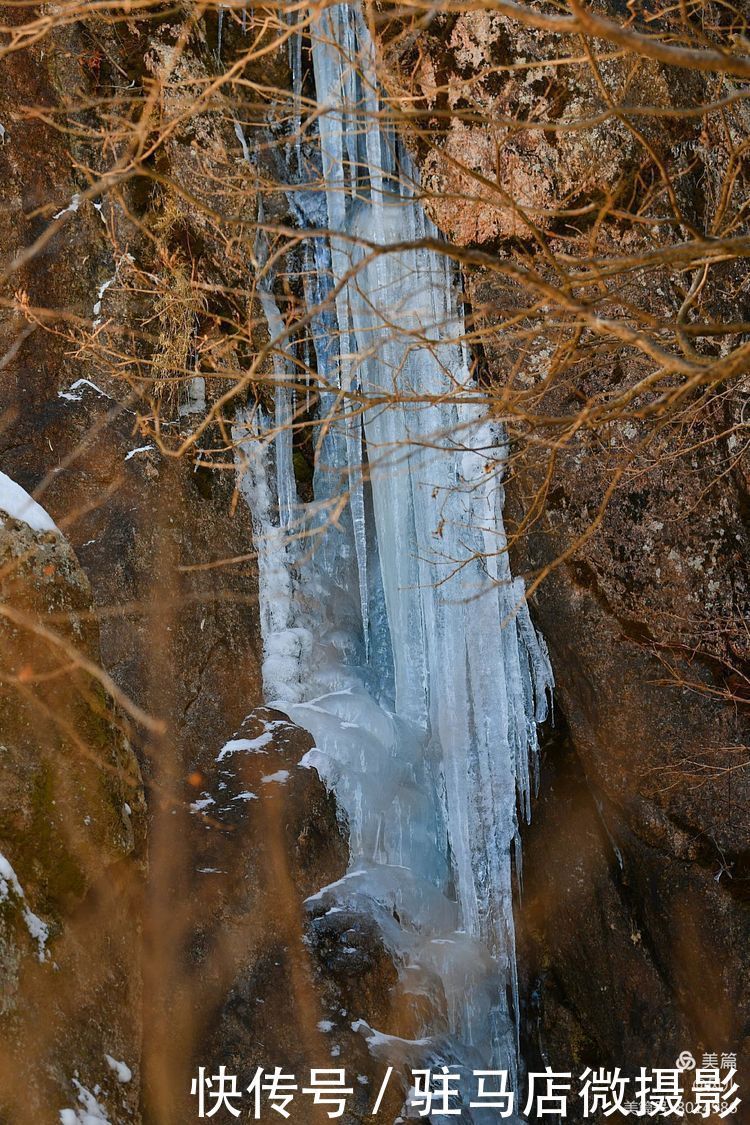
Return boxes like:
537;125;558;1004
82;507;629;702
58;378;108;403
189;794;215;813
0;472;58;534
124;445;154;461
93;278;115;326
260;770;289;785
53;193;80;219
104;1054;132;1084
216;731;273;761
59;1078;111;1123
0;850;50;962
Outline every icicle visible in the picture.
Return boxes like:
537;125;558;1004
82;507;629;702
248;185;299;533
307;9;372;656
233;410;311;704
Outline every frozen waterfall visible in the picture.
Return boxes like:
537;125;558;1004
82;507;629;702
235;2;553;1115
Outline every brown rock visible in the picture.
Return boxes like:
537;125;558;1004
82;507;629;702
182;708;405;1124
0;515;146;1122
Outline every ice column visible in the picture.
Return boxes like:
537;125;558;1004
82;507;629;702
237;0;554;1100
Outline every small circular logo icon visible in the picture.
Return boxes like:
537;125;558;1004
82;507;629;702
676;1052;696;1071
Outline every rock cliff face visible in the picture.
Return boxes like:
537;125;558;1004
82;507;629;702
0;515;146;1121
0;14;266;1117
373;0;750;1099
0;7;264;778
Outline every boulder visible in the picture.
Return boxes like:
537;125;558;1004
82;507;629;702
0;513;146;1122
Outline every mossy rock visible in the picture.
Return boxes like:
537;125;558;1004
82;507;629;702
0;516;145;1122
